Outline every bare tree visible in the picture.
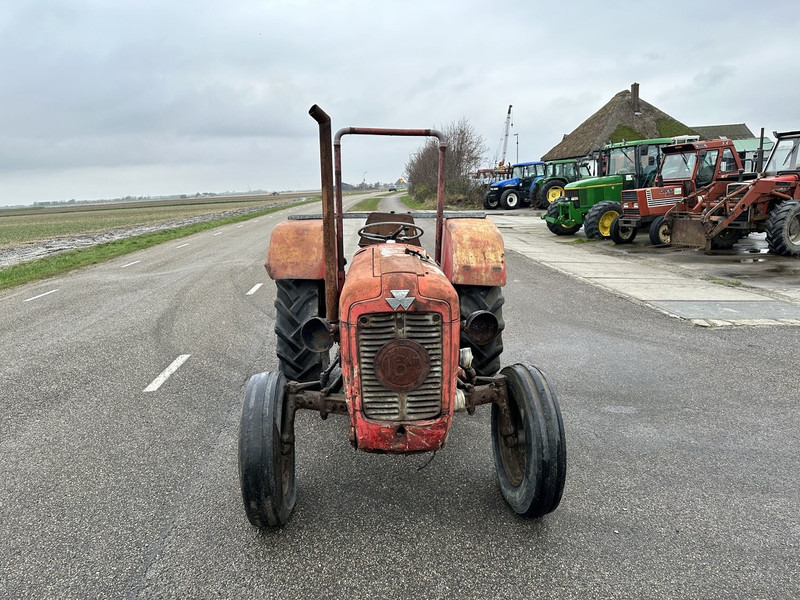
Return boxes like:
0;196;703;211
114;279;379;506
405;118;486;206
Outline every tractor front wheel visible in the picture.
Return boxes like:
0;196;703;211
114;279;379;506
584;201;622;239
766;201;800;255
609;216;636;244
491;364;566;518
500;189;521;210
649;216;671;245
538;180;565;208
710;228;741;250
545;202;581;236
275;279;328;383
239;371;296;528
483;192;500;210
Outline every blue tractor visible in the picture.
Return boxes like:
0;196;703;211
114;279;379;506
482;161;546;210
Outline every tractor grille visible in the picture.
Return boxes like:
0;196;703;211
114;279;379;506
621;190;638;203
358;312;443;421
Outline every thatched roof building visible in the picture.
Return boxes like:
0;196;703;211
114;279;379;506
541;83;696;160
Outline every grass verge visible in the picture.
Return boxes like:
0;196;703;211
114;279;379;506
0;201;315;291
349;197;381;212
402;194;428;210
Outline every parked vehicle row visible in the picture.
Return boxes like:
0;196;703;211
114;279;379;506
482;157;594;210
518;130;800;257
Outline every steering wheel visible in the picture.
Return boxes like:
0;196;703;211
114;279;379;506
357;221;425;243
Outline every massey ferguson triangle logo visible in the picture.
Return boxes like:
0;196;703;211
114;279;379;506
385;289;415;310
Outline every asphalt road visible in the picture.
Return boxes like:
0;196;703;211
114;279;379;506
1;198;798;599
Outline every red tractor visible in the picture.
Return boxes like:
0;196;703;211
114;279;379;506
666;131;800;254
610;138;743;245
238;106;567;528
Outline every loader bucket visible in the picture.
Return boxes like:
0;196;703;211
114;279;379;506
670;217;709;249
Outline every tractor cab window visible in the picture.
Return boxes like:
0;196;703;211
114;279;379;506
661;152;697;180
764;136;800;173
639;145;661;186
607;147;636;175
719;148;738;173
696;150;719;186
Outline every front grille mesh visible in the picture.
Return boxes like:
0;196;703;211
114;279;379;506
358;312;443;421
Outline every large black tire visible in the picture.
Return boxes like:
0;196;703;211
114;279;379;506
239;371;296;528
455;285;505;376
649;215;671;246
500;188;522;210
545;201;581;236
710;228;740;250
483;191;500;210
538;180;566;209
766;201;800;256
491;363;566;518
609;216;637;244
275;279;328;383
584;201;622;239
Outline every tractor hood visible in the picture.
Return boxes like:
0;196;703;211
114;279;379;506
566;174;623;190
490;177;521;189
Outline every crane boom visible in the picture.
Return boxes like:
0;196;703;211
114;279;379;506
499;104;513;167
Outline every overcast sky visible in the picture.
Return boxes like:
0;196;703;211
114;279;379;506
1;0;797;207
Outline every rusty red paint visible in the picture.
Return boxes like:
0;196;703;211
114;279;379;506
440;218;506;286
338;244;460;453
265;219;325;280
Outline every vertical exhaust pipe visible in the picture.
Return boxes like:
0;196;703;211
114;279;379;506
308;105;339;324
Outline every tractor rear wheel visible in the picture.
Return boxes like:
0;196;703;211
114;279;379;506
491;363;566;518
455;285;505;376
239;371;296;528
275;279;328;383
649;216;671;245
609;216;636;244
545;201;581;236
538;180;565;208
766;201;800;255
584;201;622;239
500;189;521;210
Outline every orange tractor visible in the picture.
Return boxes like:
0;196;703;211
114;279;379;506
238;106;567;528
610;138;744;245
666;130;800;254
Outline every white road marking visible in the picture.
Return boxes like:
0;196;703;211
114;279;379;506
143;354;191;393
236;224;244;228
23;289;59;302
246;283;263;296
176;243;190;249
121;260;141;268
213;231;224;236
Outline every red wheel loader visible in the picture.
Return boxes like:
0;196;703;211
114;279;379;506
238;105;567;528
666;131;800;254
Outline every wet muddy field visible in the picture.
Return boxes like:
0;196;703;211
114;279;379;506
0;206;272;269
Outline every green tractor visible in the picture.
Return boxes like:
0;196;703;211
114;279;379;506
543;137;684;237
536;158;595;208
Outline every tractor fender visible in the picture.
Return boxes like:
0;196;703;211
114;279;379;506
440;218;506;286
265;219;325;280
